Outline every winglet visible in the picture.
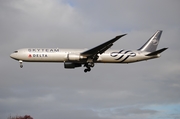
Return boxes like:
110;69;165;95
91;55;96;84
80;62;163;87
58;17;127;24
115;34;127;39
146;48;168;56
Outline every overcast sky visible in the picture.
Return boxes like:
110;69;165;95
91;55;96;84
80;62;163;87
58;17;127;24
0;0;180;119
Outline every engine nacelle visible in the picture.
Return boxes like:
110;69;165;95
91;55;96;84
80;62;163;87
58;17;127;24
64;62;82;69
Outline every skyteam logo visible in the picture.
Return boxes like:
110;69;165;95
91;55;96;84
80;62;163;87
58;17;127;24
110;49;136;62
152;37;158;45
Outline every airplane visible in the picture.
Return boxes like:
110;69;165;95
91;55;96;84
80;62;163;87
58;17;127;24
10;30;168;73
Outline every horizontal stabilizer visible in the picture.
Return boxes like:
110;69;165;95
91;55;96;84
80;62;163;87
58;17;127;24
146;48;168;56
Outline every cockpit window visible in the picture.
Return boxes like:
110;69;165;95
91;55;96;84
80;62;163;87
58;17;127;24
14;51;18;53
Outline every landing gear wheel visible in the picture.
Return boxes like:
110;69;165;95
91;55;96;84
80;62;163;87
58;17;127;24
20;64;23;68
84;69;88;73
87;68;91;71
84;67;91;73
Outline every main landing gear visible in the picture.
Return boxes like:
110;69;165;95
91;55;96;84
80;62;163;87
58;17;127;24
19;60;23;68
84;62;94;73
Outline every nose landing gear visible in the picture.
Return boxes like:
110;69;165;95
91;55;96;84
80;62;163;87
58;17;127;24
19;60;23;68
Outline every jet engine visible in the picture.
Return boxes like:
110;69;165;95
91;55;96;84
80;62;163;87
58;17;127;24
64;62;82;69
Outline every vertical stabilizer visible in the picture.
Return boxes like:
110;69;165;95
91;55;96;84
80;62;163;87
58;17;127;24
139;30;162;52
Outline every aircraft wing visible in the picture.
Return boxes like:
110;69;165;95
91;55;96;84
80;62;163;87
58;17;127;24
80;34;126;60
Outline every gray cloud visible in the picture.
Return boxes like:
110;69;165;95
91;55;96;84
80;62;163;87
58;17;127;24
0;0;180;119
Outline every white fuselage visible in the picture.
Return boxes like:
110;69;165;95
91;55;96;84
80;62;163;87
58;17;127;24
10;31;166;72
10;48;159;63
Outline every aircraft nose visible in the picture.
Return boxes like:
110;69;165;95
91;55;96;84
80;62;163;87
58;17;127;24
10;53;14;58
10;53;17;60
10;50;20;60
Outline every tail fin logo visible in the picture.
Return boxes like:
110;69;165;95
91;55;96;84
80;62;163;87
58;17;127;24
138;30;162;52
152;37;158;45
